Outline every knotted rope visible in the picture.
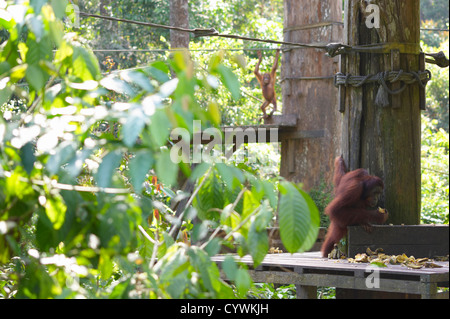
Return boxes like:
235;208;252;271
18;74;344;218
334;70;432;107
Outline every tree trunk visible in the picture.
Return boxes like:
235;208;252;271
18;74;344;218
169;0;190;49
281;0;343;191
342;0;421;225
100;0;110;16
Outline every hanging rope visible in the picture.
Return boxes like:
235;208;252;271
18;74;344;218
334;70;432;107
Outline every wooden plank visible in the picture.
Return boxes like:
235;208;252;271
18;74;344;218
338;55;346;113
212;253;449;280
245;269;445;297
175;127;324;146
279;130;325;140
212;251;449;299
263;114;297;127
419;52;426;110
348;225;449;258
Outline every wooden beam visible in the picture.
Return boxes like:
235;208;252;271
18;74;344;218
344;0;422;224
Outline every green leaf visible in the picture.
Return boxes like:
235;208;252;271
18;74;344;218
157;232;175;260
99;249;113;280
54;41;73;64
235;268;252;297
50;0;68;19
278;182;319;253
26;36;52;65
121;70;154;92
0;86;13;110
204;237;221;257
96;150;122;188
109;278;132;299
222;256;238;281
122;105;146;147
100;75;135;96
217;64;240;100
26;14;44;42
5;169;34;201
9;64;27;83
144;62;170;83
155;148;178;187
129;150;154;192
46;141;77;175
261;181;278;210
253;202;273;232
370;262;387;268
99;204;131;251
215;163;245;191
242;190;259;219
207;102;221;126
45;194;67;230
35;209;59;251
72;46;101;81
30;0;47;14
296;186;320;252
148;109;171;147
26;64;46;91
20;142;36;175
187;247;222;294
247;220;269;267
195;173;223;221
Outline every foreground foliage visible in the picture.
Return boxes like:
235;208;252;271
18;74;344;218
0;1;319;299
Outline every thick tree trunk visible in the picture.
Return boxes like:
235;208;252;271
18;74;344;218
169;0;190;49
342;1;421;225
281;0;343;191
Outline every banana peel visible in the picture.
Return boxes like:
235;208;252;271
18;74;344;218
347;248;446;269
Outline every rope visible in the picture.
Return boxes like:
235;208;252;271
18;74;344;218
79;12;350;56
334;70;432;108
79;12;450;61
425;51;450;68
90;47;281;53
334;70;432;91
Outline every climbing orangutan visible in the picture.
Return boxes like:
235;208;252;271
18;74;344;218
254;49;280;118
321;156;389;257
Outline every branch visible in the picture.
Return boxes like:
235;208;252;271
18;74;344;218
0;171;132;195
200;187;248;249
223;206;261;242
168;166;213;239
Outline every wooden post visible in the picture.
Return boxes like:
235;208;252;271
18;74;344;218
342;1;421;225
280;0;343;191
169;0;190;49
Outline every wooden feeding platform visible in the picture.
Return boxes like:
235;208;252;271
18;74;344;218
172;115;326;145
212;251;449;299
213;225;449;299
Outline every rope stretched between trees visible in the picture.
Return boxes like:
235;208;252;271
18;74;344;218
79;12;350;56
79;12;450;64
